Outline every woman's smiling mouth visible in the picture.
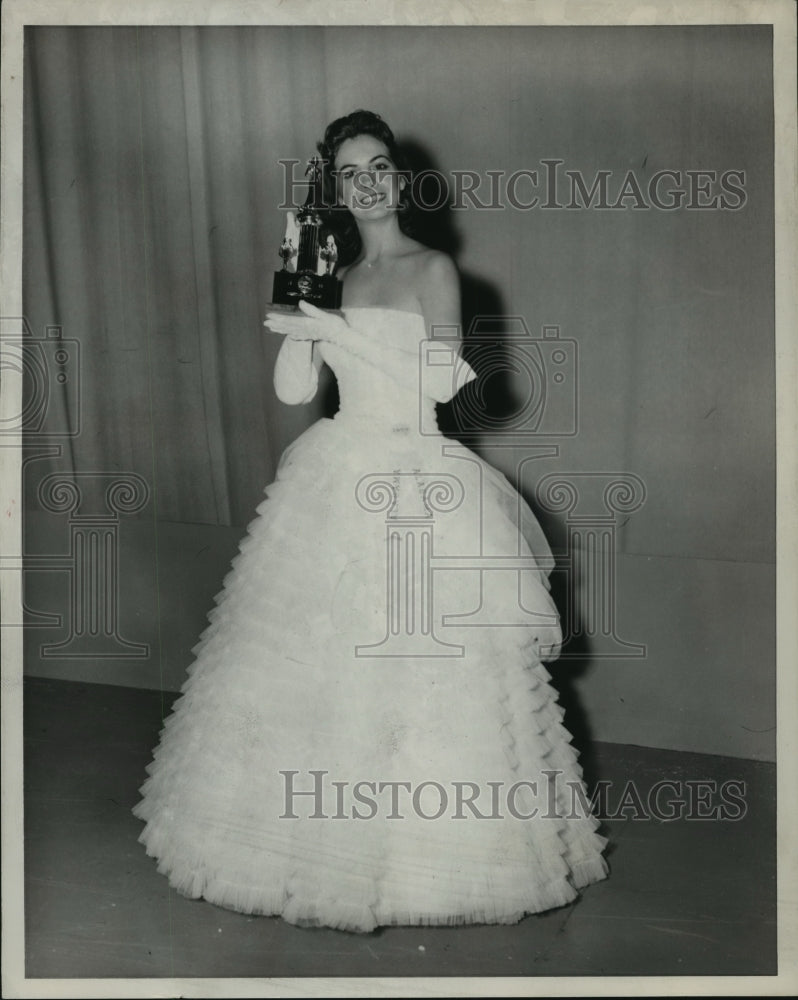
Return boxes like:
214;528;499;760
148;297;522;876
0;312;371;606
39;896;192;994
355;191;387;208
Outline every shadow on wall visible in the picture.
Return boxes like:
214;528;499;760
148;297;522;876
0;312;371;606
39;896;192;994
404;135;603;787
441;283;602;792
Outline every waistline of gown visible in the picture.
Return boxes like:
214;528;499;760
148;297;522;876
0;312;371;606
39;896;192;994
332;387;439;436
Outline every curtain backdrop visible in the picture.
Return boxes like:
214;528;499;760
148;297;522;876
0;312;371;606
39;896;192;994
23;25;775;564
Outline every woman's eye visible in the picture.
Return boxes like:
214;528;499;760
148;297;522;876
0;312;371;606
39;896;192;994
340;169;354;180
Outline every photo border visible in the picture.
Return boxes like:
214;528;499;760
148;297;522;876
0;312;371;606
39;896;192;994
2;1;796;997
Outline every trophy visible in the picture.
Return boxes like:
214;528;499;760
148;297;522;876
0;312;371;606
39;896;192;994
271;157;343;310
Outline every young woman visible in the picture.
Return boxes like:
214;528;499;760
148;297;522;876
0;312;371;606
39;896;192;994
133;110;608;932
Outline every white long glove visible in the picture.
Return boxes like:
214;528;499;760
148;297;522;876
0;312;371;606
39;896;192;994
264;300;476;405
271;336;321;405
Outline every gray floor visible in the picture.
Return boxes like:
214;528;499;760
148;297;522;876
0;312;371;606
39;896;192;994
23;676;776;980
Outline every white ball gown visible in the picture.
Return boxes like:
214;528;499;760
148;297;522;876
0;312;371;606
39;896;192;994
133;306;608;932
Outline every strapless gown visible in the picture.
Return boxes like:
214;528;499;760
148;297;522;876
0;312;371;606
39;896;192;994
133;306;608;932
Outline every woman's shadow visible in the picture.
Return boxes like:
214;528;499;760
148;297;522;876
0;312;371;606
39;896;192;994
443;288;603;793
398;138;604;794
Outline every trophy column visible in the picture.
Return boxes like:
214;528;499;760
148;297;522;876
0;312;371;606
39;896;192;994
272;157;342;310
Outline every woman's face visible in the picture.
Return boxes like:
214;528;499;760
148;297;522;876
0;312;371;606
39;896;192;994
333;134;406;220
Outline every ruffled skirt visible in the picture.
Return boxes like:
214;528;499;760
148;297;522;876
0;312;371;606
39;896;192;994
133;415;608;931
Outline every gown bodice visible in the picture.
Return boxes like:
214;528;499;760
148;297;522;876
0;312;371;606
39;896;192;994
318;307;461;430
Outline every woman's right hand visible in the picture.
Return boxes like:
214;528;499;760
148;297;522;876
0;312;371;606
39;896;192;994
264;301;349;345
263;309;317;341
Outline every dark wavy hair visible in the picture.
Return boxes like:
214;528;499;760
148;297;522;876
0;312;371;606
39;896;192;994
316;109;416;265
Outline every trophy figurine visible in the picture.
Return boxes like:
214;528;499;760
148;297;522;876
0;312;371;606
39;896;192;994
272;157;343;310
318;234;338;276
278;235;296;271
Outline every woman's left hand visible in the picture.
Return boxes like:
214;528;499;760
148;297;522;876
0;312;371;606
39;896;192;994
264;300;348;344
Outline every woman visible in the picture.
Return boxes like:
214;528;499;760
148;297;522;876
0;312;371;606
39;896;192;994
133;110;608;932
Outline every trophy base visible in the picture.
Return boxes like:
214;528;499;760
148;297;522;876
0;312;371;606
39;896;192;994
273;270;342;310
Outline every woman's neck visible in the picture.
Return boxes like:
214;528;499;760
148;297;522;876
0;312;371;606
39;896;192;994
356;216;407;266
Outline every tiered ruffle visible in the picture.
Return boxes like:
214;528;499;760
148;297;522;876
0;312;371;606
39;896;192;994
134;409;607;932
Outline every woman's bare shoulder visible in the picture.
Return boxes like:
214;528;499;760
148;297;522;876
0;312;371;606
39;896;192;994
414;248;460;328
399;242;454;273
414;248;458;291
